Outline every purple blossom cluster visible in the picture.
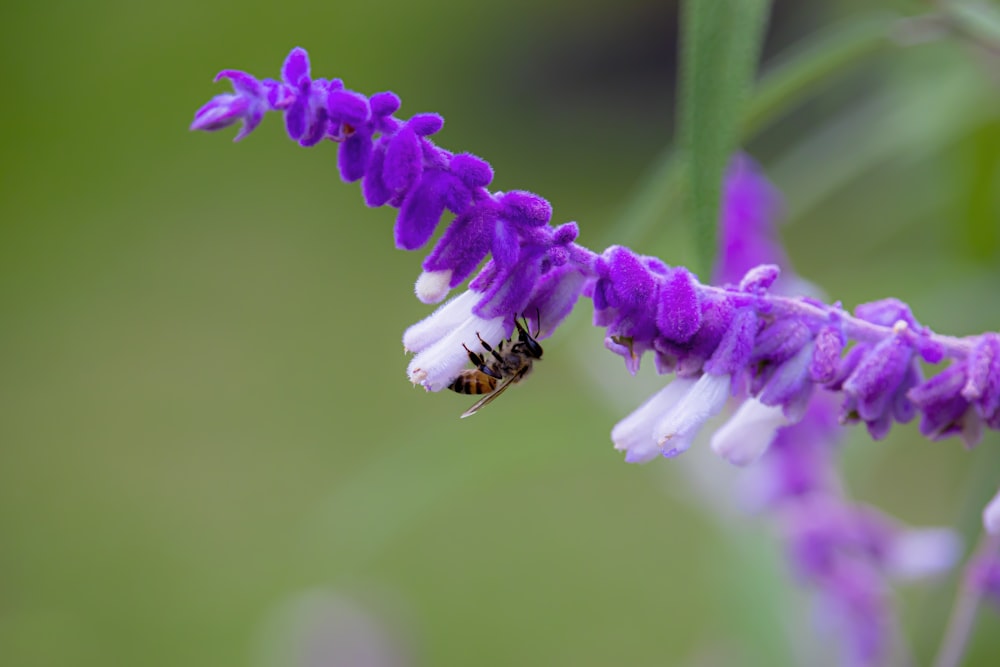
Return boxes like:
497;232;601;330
191;46;999;499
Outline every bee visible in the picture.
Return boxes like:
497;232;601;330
448;313;543;418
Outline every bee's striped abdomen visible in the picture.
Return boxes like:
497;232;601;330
449;370;498;395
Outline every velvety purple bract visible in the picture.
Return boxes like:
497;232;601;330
657;268;701;343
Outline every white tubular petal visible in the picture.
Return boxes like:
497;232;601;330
403;290;478;353
406;315;506;392
611;379;696;464
711;398;791;467
984;487;1000;535
885;527;962;581
414;269;453;304
655;374;731;458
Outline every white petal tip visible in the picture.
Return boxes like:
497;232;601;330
414;270;453;304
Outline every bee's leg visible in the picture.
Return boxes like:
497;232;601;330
476;333;506;368
463;343;502;379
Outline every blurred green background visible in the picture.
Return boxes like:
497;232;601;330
2;0;1000;665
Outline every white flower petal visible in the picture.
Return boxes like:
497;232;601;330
655;374;731;458
611;379;696;464
711;398;791;467
885;527;962;581
414;269;453;304
402;290;478;353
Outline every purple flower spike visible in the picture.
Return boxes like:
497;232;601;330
191;70;268;141
192;52;1000;455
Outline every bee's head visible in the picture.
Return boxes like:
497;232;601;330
514;315;544;359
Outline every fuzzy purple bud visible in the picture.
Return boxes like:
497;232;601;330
810;325;845;383
656;268;702;343
842;335;913;425
384;126;423;193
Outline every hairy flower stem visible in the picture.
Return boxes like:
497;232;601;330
934;531;1000;667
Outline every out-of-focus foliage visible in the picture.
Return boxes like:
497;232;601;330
1;1;999;666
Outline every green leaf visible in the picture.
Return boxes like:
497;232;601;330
678;0;772;276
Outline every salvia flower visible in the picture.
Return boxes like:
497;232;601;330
191;48;1000;462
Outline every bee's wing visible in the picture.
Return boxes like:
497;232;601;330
459;368;527;419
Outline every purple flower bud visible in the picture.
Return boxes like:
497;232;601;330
907;364;983;446
281;46;310;86
190;70;268;141
855;298;918;328
739;263;780;293
407;113;444;137
656;295;736;378
656;268;701;343
327;89;371;126
450;153;494;189
384;125;423;193
603;246;657;310
338;128;373;182
362;139;392;207
963;333;1000;422
499;191;552;228
842;335;913;424
810;325;845;383
369;91;401;117
758;343;815;419
752;319;812;366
